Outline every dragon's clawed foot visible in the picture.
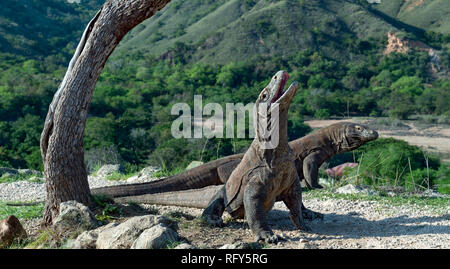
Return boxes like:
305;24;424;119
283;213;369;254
302;209;324;221
256;231;284;244
203;215;223;227
296;222;311;232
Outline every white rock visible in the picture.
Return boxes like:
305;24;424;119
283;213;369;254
139;166;160;177
52;201;99;232
66;222;118;249
219;243;250;249
96;215;173;249
96;164;123;177
18;169;42;176
185;161;204;170
131;224;179;249
126;175;140;183
174;243;196;249
336;184;378;195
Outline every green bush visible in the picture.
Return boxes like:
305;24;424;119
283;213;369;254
436;165;450;195
347;138;441;191
314;109;330;119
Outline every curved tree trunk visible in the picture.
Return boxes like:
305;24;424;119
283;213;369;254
40;0;171;226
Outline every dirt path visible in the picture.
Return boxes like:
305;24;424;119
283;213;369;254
139;193;450;249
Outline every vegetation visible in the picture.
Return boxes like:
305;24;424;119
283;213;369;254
1;47;448;174
0;202;44;220
0;0;448;188
325;138;450;194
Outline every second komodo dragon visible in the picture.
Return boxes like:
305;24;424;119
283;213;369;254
92;123;379;219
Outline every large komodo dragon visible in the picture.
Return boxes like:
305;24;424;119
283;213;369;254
119;70;308;242
92;123;379;220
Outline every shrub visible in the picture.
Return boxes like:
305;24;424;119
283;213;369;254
346;138;441;191
314;109;330;119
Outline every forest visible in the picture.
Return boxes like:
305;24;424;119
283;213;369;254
0;0;448;193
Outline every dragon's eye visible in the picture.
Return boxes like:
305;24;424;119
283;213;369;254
355;126;362;131
261;90;268;101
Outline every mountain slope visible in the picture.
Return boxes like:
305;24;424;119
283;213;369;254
374;0;450;34
0;0;103;59
113;0;449;64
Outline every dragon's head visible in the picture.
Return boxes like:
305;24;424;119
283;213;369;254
256;70;298;111
342;123;378;150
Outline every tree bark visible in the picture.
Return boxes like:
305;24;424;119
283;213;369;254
40;0;172;226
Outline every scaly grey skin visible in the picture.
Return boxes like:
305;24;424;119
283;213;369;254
91;122;378;220
113;71;308;243
291;122;379;189
201;70;309;243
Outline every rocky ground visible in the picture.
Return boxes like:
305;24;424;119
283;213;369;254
1;165;449;249
132;193;450;249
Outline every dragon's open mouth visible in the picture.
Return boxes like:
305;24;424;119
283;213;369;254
271;72;289;104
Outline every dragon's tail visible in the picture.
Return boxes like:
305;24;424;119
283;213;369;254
112;185;222;209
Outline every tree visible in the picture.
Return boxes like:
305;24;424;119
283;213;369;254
40;0;172;226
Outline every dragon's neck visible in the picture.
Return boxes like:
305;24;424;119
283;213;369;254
253;103;289;164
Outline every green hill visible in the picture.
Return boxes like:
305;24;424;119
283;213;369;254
374;0;450;34
113;0;450;64
0;0;103;59
0;0;448;179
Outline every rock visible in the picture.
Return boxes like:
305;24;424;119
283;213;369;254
0;167;18;177
387;191;396;197
27;176;45;183
131;224;179;249
17;169;42;177
139;166;160;177
0;215;27;248
96;215;174;249
325;163;358;178
126;175;141;183
318;177;333;188
1;172;15;179
185;161;204;171
52;201;99;233
174;243;196;249
66;222;118;249
336;184;378;195
96;164;124;177
422;189;449;198
125;166;161;183
219;242;252;249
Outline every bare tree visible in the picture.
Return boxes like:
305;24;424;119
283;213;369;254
40;0;172;226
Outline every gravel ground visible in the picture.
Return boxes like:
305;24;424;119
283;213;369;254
146;196;449;249
0;175;155;202
1;175;449;249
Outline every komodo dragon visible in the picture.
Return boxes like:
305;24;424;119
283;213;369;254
114;70;308;242
91;122;378;219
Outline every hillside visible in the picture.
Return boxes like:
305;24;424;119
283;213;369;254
0;0;103;59
374;0;450;34
0;0;448;180
113;0;450;64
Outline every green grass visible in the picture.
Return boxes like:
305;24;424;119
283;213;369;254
165;240;186;249
0;173;39;184
105;172;138;181
0;202;44;220
436;163;450;195
153;167;185;178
